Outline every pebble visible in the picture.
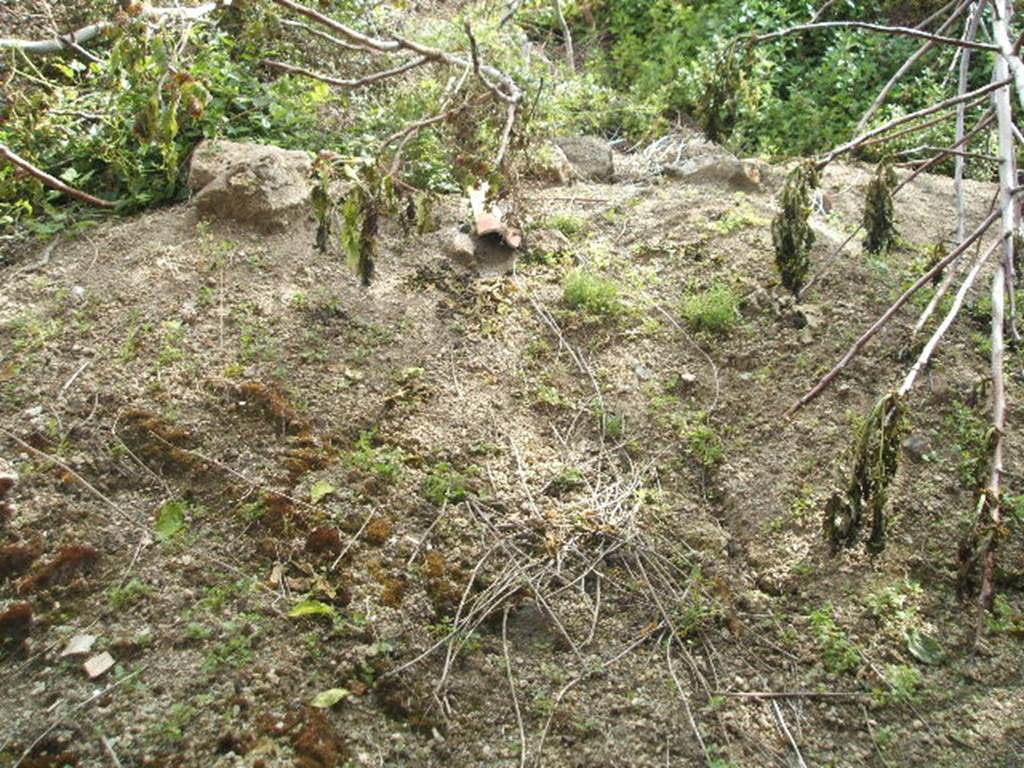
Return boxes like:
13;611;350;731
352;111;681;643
61;634;97;658
84;651;115;679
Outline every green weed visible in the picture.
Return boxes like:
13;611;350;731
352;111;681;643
680;283;739;334
563;270;623;317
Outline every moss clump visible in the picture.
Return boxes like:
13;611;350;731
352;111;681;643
364;516;394;546
772;163;819;296
563;270;623;317
824;392;906;553
863;160;898;254
680;282;739;334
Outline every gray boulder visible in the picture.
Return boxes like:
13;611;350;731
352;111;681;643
664;155;761;191
553;136;615;182
188;140;313;231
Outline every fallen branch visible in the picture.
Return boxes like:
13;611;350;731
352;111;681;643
854;0;974;132
818;77;1010;167
787;206;1001;415
899;239;998;395
0;143;115;209
0;2;227;55
262;55;429;89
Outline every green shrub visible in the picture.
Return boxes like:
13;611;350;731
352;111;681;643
808;604;861;675
563;270;623;316
680;283;739;334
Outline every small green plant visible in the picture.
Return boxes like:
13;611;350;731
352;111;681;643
947;400;991;490
686;421;725;468
535;383;568;408
988;594;1024;635
563;270;623;317
864;580;923;632
422;462;472;505
874;664;923;707
546;467;585;496
154;703;197;744
201;623;255;673
808;604;861;675
863;160;898;254
347;430;406;482
109;578;152;610
543;212;587;239
679;283;739;335
772;163;819;296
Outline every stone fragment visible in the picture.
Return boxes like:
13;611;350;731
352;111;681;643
61;634;97;658
84;651;115;679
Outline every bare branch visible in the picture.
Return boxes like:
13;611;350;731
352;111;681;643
0;2;228;55
552;0;575;72
955;1;987;243
755;19;1000;52
262;55;428;89
788;207;1002;415
978;265;1006;617
0;143;115;209
854;0;974;133
270;0;521;102
819;77;1010;167
899;239;998;395
278;18;368;52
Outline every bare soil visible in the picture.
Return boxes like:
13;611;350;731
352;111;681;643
1;162;1022;768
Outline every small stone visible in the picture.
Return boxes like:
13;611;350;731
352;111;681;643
61;634;97;658
444;228;476;265
71;286;86;302
903;434;930;462
84;651;115;679
634;364;653;381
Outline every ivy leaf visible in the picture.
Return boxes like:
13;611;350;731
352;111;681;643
288;599;337;619
906;630;943;665
310;480;337;505
155;500;188;542
309;687;350;708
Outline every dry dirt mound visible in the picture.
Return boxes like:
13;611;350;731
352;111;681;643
0;162;1022;767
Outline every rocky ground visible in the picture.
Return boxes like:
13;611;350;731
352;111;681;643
0;138;1023;767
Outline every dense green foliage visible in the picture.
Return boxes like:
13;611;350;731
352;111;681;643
0;0;996;239
546;0;978;157
1;2;532;236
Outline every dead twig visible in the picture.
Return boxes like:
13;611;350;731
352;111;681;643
503;606;528;768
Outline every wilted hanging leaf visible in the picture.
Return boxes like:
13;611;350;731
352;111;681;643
310;687;350;708
288;599;337;619
155;500;187;542
906;629;943;665
310;481;337;505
